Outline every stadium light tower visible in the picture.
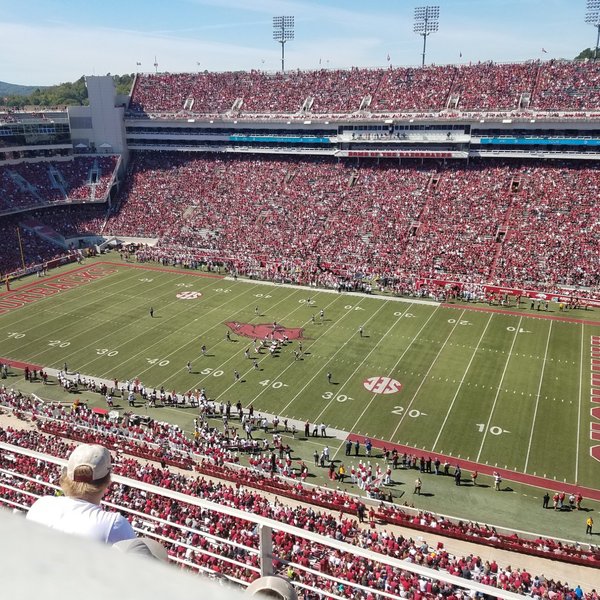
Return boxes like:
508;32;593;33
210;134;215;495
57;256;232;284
586;0;600;60
414;6;440;67
273;16;294;73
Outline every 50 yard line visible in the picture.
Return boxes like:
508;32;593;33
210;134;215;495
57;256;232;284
476;316;522;463
523;320;552;473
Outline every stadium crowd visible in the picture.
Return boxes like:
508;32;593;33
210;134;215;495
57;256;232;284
1;153;598;302
128;61;600;116
0;215;69;277
0;156;118;213
1;385;598;577
108;154;600;297
1;416;598;598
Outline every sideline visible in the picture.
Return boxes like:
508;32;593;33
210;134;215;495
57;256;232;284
223;275;440;306
4;360;598;500
443;302;600;327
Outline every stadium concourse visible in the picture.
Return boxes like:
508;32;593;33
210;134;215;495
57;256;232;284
0;400;598;596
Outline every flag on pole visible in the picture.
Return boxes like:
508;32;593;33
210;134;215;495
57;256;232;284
386;53;391;62
459;51;462;58
541;48;548;53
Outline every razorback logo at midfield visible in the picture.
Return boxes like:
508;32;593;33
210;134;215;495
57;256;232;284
225;321;304;341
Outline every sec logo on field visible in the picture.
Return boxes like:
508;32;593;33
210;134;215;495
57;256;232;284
176;291;203;300
363;376;402;395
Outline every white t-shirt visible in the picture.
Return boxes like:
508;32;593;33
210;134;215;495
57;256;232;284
26;496;136;544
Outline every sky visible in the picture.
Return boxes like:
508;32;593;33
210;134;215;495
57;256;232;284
0;0;595;86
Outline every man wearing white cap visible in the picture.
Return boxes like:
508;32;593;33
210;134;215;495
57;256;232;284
26;443;136;544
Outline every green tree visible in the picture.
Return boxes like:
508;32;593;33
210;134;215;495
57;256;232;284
1;73;135;108
576;47;596;59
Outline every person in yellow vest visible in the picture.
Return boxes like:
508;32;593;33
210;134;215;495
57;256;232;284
586;516;594;535
337;464;346;483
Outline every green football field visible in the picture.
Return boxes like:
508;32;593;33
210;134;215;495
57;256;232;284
1;259;599;491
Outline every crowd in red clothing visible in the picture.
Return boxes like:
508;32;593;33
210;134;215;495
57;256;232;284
1;153;598;301
1;422;597;598
105;154;600;297
0;156;118;213
0;215;69;277
128;61;600;116
1;386;598;577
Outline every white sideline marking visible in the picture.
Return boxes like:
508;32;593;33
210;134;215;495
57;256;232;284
575;325;584;483
224;276;440;306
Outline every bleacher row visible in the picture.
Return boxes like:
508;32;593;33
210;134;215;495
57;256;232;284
1;154;598;299
128;61;600;116
0;387;598;578
1;421;597;597
0;156;118;213
112;154;600;297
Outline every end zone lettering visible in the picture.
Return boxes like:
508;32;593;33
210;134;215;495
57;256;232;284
0;265;118;315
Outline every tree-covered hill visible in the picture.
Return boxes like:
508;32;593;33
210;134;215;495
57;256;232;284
1;74;134;108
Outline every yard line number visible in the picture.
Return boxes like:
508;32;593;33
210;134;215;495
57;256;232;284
476;423;508;435
391;406;425;418
260;379;288;389
49;339;70;348
146;358;170;367
322;391;353;403
200;368;224;377
96;348;119;357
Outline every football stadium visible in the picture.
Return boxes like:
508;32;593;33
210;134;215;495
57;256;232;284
1;5;600;599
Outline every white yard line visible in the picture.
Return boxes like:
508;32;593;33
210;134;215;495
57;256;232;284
251;297;374;416
312;303;413;426
575;323;584;483
203;291;342;398
13;276;244;374
10;271;192;364
476;317;522;463
64;280;223;370
389;309;466;443
158;285;307;389
431;313;494;453
523;321;553;473
95;280;263;380
0;267;142;337
335;304;442;459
